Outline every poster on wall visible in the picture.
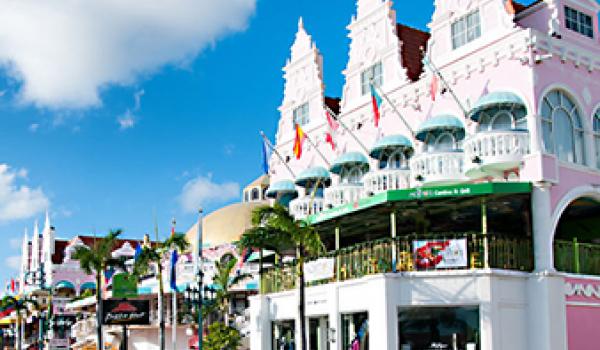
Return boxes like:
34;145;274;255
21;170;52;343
304;258;335;282
412;238;468;269
101;299;150;325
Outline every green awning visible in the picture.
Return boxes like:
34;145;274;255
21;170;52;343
469;92;527;122
307;182;532;224
295;166;331;187
79;282;96;292
266;180;297;198
369;134;413;159
330;152;370;175
54;281;75;291
415;115;465;141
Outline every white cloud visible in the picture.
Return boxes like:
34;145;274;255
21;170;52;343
117;110;136;130
5;255;20;270
0;0;256;109
178;175;239;213
0;164;49;223
29;123;39;132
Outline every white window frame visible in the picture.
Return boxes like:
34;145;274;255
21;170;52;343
293;102;310;127
541;90;586;165
565;6;594;38
451;10;481;50
361;62;383;96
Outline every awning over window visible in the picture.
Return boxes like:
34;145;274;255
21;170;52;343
265;180;297;198
295;166;331;187
468;91;527;122
415;115;465;141
330;152;370;175
54;280;75;291
369;134;413;159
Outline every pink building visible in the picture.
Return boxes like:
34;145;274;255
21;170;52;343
251;0;600;349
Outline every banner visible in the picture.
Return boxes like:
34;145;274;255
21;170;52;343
304;258;335;282
112;273;139;298
413;238;468;269
101;299;150;325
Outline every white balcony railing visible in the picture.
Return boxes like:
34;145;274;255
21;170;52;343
463;130;530;178
410;151;466;186
289;196;325;219
324;183;364;208
363;169;411;195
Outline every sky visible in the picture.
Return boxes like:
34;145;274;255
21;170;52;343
0;0;539;286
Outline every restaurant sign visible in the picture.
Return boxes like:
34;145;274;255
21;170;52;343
304;258;335;282
413;238;468;269
101;299;150;325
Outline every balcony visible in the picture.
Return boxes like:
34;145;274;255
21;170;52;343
324;183;364;208
261;233;533;294
410;151;466;186
289;196;325;219
554;239;600;275
463;130;530;178
363;169;411;195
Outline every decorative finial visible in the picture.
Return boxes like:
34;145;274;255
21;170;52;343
298;16;304;31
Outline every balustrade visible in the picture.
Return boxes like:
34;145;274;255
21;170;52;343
463;130;530;177
289;197;325;220
410;151;466;186
363;169;411;195
324;184;364;208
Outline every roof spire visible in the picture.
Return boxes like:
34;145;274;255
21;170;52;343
298;16;304;31
43;210;50;231
290;16;314;62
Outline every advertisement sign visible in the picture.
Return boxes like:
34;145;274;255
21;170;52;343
413;238;467;269
112;273;139;298
101;299;150;325
304;258;335;282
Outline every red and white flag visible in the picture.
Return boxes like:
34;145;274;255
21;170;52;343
325;110;339;151
505;0;516;15
430;73;439;101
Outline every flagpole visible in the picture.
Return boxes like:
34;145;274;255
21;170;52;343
302;131;331;168
260;131;297;178
371;83;416;139
171;219;177;350
323;104;370;154
154;210;165;350
421;49;469;117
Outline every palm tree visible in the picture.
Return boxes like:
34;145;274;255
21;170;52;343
1;296;39;350
73;230;127;350
239;204;324;350
212;255;251;326
133;233;189;350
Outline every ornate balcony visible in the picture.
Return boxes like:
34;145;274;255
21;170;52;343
463;130;530;178
410;151;466;186
289;196;325;219
324;184;364;208
363;169;411;195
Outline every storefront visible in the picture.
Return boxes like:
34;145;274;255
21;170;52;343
272;320;295;350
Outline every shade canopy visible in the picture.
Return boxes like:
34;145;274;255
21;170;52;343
415;115;465;141
330;152;370;175
54;280;75;291
265;180;297;198
79;282;96;292
469;92;527;121
295;166;331;187
369;134;413;159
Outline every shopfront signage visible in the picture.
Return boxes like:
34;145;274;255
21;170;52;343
304;258;335;282
413;238;468;269
112;273;139;299
101;299;150;325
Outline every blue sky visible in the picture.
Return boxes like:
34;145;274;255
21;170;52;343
0;0;537;286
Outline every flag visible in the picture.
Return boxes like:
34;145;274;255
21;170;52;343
104;267;116;284
430;73;439;101
10;278;15;293
171;225;175;238
134;243;143;261
370;84;383;127
261;138;271;174
325;110;339;151
170;250;178;292
505;0;516;15
293;123;306;159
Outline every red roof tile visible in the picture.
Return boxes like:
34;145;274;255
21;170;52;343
396;24;431;82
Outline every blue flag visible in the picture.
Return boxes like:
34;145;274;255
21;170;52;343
262;137;271;174
134;243;142;261
170;250;178;292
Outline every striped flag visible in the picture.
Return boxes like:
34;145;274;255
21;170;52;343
370;84;383;127
325;110;339;151
261;137;271;174
430;73;439;101
293;123;306;159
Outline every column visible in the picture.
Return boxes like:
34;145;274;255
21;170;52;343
249;295;270;350
531;183;554;271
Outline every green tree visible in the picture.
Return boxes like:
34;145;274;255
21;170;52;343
73;230;127;350
132;233;189;350
212;255;251;326
204;322;241;350
239;204;324;350
1;296;39;350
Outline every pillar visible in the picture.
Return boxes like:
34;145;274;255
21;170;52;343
249;295;270;350
531;183;554;272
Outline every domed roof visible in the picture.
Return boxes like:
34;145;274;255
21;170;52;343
184;201;267;248
295;166;331;187
469;91;526;121
369;134;413;158
415;114;465;141
265;180;297;198
330;152;370;175
244;174;270;191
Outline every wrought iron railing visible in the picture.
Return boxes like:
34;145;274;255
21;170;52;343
554;239;600;275
261;233;533;294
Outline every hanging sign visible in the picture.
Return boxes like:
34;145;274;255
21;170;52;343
112;273;139;298
304;258;335;282
412;238;468;269
101;299;150;325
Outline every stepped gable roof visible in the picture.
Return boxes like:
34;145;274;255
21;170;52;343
51;235;156;264
325;97;341;115
396;24;430;82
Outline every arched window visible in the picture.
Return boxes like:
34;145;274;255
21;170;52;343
594;108;600;169
378;149;408;170
251;188;260;201
541;90;585;164
477;108;527;131
340;167;364;184
244;191;249;203
436;133;456;151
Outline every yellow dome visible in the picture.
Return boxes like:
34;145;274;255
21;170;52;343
185;201;268;248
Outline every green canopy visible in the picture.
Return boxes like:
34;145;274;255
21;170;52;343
295;166;331;187
54;280;75;291
469;91;527;122
330;152;370;175
266;180;297;198
369;134;413;159
415;115;465;142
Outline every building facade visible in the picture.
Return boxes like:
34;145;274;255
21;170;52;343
250;0;600;349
